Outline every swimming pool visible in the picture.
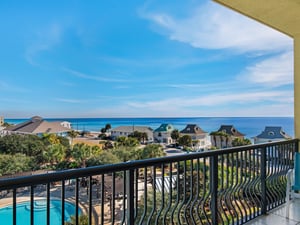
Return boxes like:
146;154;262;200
0;199;81;225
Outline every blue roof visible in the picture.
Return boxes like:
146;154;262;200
255;126;291;139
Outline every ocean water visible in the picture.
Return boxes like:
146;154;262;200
5;117;294;140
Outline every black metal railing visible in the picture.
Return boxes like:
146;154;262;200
0;139;298;225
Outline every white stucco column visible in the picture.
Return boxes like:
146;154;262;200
294;35;300;139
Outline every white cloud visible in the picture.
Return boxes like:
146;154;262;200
55;98;83;104
140;1;292;53
62;67;129;83
127;90;293;109
25;24;63;66
238;51;293;87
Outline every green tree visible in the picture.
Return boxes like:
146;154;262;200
129;131;148;143
112;147;138;162
42;133;61;145
43;144;66;167
232;137;252;147
87;151;120;166
105;123;111;131
115;136;139;148
70;143;92;168
171;129;180;142
178;135;192;148
0;134;45;163
140;144;165;159
67;130;79;145
0;153;35;176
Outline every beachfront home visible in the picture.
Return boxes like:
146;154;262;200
2;116;71;137
210;125;245;149
180;124;211;150
253;126;292;144
153;123;175;144
110;126;154;143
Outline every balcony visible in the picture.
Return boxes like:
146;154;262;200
0;139;298;225
248;199;300;225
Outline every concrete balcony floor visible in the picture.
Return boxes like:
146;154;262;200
247;199;300;225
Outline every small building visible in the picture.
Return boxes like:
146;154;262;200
110;126;154;143
210;125;245;149
0;116;3;126
2;116;71;137
60;121;72;129
253;126;291;144
153;124;175;144
180;124;211;150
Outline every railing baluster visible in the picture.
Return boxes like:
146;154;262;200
88;176;93;225
260;147;267;214
13;188;16;225
47;183;50;225
126;168;135;225
138;167;147;225
210;155;218;225
135;169;139;220
30;185;34;225
75;178;79;225
61;180;65;225
111;172;116;225
101;174;105;225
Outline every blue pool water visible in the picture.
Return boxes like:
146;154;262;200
0;199;81;225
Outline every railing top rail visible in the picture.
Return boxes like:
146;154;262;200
0;139;298;190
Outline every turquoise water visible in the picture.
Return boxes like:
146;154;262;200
5;117;294;139
0;199;81;225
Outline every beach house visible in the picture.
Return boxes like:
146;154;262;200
153;123;175;144
110;125;154;143
180;124;211;150
2;116;71;137
253;126;292;144
210;125;245;149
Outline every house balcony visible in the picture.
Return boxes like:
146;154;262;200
0;139;298;225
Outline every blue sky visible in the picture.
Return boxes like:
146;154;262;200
0;0;294;118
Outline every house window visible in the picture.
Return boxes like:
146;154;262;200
268;131;275;136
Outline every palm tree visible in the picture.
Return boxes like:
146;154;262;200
67;130;79;146
44;144;66;167
105;123;111;131
141;144;165;159
70;143;91;168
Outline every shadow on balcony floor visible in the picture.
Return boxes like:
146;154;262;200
247;199;300;225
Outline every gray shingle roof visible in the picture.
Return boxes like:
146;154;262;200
217;125;244;137
255;126;291;139
4;116;70;134
111;126;153;133
180;124;206;134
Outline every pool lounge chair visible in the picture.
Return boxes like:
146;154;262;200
286;152;300;218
